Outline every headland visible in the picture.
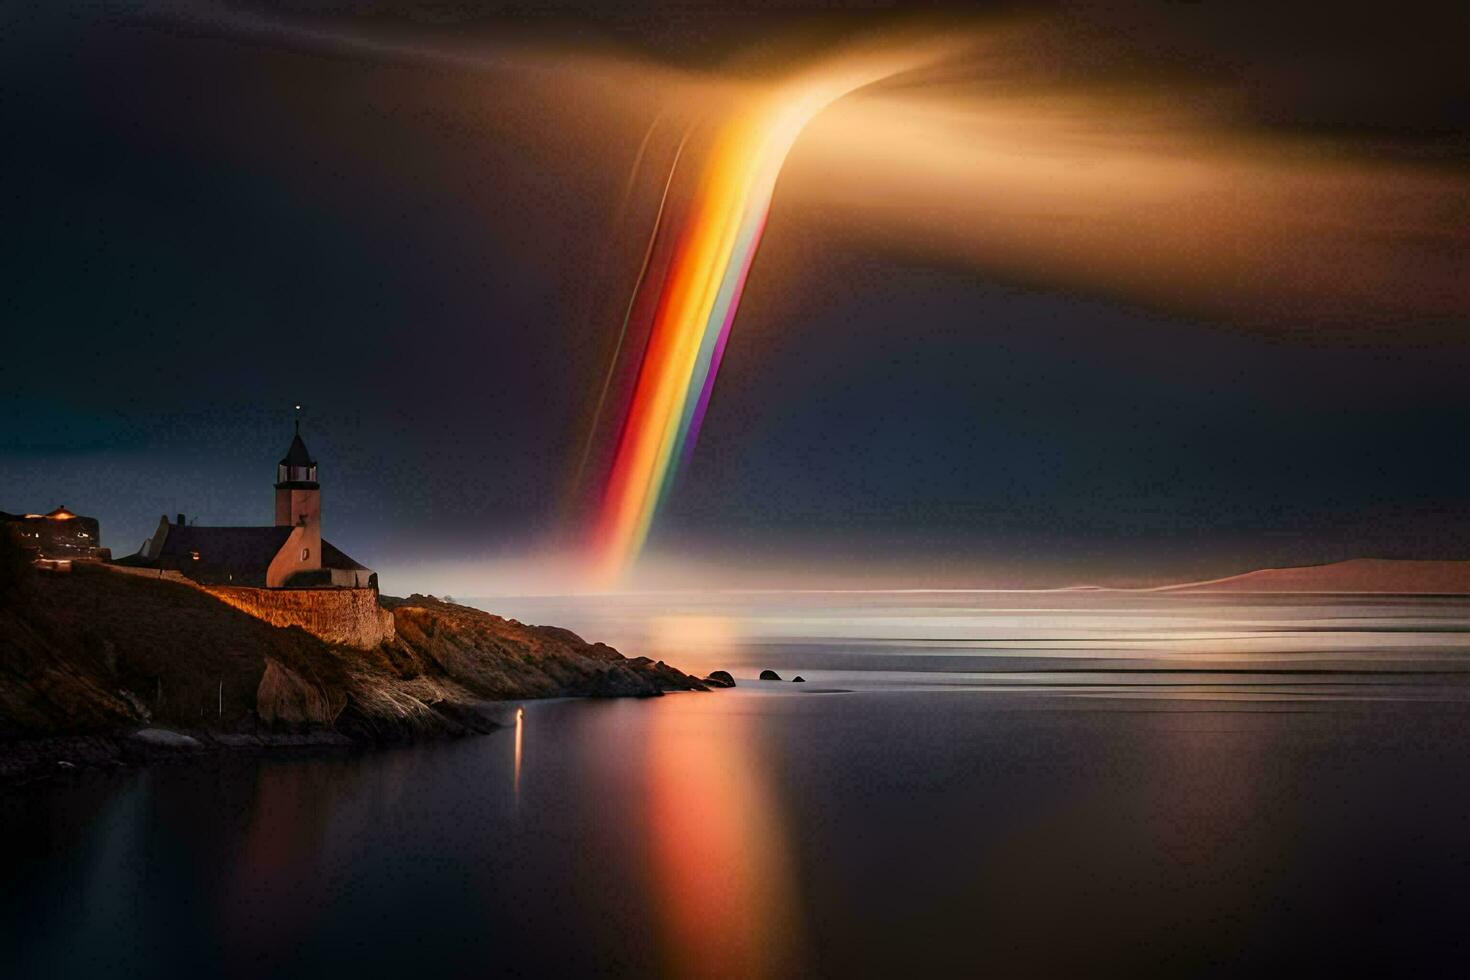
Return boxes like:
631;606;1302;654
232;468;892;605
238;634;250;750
0;561;705;783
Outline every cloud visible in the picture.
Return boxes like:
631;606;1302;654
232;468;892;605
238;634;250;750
151;4;1467;334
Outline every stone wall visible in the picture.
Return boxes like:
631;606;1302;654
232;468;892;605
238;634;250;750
95;564;393;649
201;585;395;650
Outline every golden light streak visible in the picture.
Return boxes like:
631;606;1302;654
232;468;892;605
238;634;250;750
513;706;524;804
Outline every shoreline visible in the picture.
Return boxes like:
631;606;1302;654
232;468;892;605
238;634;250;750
0;684;723;786
0;730;370;787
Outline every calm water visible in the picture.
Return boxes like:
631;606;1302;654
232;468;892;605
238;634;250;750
6;592;1470;977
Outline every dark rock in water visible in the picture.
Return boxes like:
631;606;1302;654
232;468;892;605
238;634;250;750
704;670;736;688
792;676;806;683
759;669;782;681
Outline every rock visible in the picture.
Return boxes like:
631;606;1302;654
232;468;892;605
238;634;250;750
704;670;736;688
759;669;782;681
212;733;265;748
254;732;355;748
129;728;202;750
792;676;806;683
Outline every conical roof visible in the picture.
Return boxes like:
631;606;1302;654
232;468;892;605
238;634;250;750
279;427;315;467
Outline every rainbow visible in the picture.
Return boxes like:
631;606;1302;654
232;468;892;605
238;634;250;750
589;70;903;584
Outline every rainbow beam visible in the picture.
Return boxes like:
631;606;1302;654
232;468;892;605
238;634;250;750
589;82;862;584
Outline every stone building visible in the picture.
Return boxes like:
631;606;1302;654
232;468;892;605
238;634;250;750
119;426;376;589
0;506;111;562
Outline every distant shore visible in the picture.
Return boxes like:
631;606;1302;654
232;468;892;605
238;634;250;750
1153;557;1470;595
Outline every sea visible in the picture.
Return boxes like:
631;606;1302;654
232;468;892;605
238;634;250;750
5;590;1470;977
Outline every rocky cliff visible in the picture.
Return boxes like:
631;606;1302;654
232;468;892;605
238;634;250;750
0;563;705;780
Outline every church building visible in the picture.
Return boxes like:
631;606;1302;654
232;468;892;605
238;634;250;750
120;426;376;590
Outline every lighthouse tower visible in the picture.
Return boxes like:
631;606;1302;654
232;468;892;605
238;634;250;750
274;422;321;571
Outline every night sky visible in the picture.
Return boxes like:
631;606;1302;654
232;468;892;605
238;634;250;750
3;2;1468;592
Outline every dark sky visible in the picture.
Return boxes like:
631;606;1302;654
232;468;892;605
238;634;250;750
3;1;1468;590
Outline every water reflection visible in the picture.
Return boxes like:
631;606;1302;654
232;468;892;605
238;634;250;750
644;696;800;979
514;706;524;804
220;757;359;960
8;592;1470;977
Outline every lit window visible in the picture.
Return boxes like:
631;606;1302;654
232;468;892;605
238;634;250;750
190;551;201;561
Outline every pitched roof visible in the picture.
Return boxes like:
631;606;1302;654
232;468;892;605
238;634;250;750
118;526;372;584
321;539;369;571
157;525;295;577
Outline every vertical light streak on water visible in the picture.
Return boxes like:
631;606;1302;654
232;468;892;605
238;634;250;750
514;706;524;805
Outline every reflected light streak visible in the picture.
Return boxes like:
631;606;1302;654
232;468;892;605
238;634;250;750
514;706;524;804
645;698;800;978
